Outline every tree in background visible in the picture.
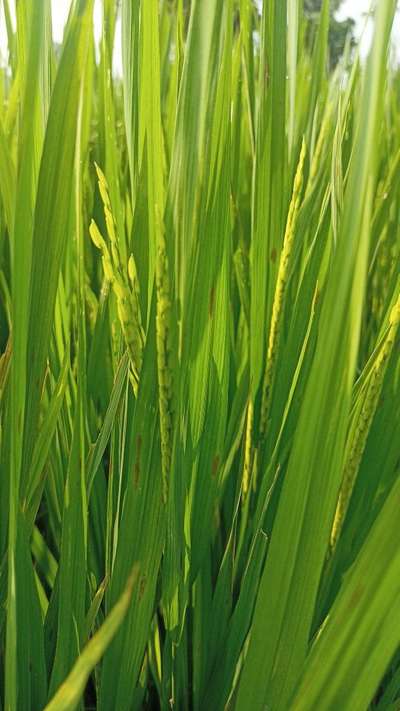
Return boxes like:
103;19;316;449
183;0;356;69
304;0;356;67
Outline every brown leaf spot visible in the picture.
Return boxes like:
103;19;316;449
138;574;147;601
348;584;364;609
211;454;220;478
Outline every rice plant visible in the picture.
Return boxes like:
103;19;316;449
0;0;399;709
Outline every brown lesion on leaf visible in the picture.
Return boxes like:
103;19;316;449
348;583;364;609
270;247;277;263
138;573;147;601
211;454;220;477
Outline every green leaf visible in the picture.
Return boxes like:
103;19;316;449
45;565;139;711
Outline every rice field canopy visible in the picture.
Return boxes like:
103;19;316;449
0;0;400;709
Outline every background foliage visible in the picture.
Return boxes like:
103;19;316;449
304;0;356;66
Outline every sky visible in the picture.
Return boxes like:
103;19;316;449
51;0;102;44
337;1;400;59
0;1;399;71
338;0;372;20
0;0;121;72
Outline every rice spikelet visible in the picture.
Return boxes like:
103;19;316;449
155;206;173;503
330;294;400;548
90;163;144;391
95;162;111;211
260;139;307;437
242;399;254;499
